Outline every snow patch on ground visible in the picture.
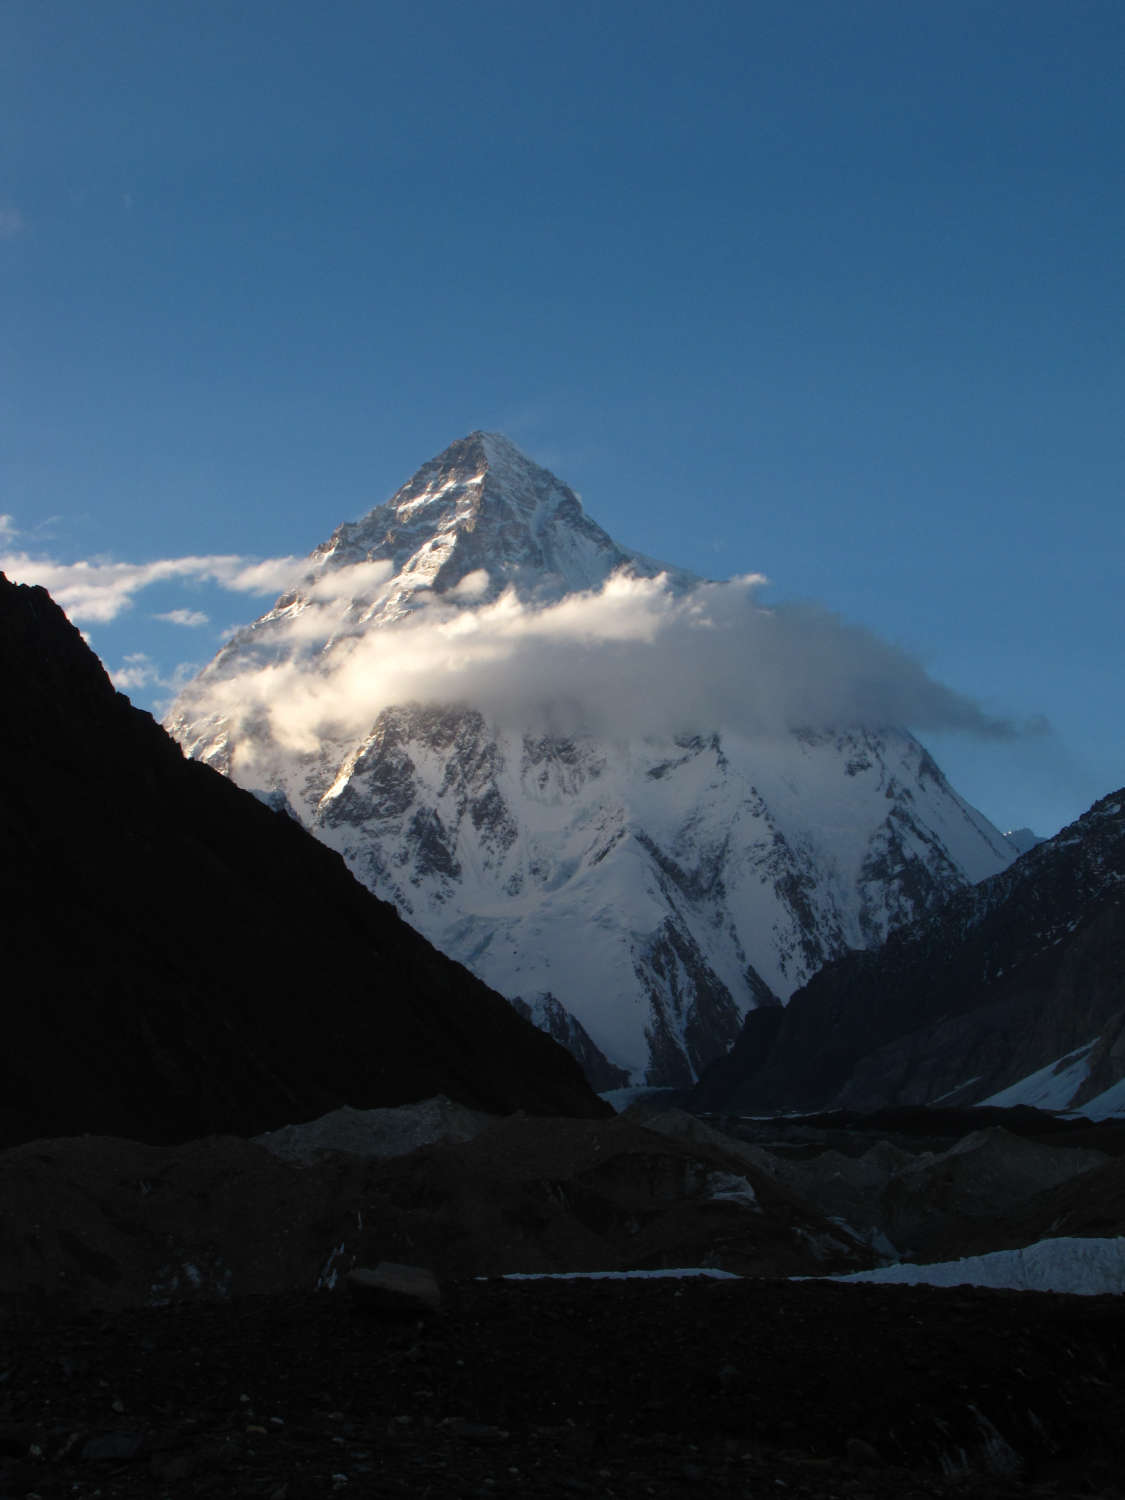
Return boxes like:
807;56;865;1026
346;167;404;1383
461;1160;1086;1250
821;1236;1125;1296
496;1268;741;1281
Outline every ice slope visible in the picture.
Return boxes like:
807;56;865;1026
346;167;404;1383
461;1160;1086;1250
980;1043;1101;1112
980;1044;1125;1120
168;432;1017;1086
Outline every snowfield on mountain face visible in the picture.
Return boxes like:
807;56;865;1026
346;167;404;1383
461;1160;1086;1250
167;433;1018;1085
978;1043;1125;1120
980;1043;1101;1112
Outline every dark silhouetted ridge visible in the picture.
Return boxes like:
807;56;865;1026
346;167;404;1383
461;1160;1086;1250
0;573;607;1147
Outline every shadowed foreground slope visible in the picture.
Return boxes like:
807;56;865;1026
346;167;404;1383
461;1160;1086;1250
0;574;605;1147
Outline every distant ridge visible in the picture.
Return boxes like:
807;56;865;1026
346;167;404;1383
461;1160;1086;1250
690;789;1125;1115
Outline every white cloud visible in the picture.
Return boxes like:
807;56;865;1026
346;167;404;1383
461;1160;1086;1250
304;558;394;603
0;515;18;540
450;567;490;600
8;541;1037;755
0;549;303;622
227;556;307;595
155;608;210;628
110;651;204;703
181;568;1029;757
111;652;162;692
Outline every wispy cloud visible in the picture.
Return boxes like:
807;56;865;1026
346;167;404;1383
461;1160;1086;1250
111;652;164;692
7;540;1042;753
0;548;303;622
179;567;1035;759
154;608;210;628
0;208;26;241
0;515;18;540
110;651;204;704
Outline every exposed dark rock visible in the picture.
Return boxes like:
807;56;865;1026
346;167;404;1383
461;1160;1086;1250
0;573;607;1148
81;1431;147;1463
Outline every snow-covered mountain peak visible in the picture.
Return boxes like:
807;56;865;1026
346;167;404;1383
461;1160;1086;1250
296;431;687;620
167;432;1020;1087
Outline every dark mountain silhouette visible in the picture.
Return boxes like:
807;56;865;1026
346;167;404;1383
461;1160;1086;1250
690;789;1125;1115
0;573;606;1148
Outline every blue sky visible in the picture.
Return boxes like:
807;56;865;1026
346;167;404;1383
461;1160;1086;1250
3;0;1121;838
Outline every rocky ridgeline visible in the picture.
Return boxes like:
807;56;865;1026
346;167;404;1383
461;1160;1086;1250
691;789;1125;1115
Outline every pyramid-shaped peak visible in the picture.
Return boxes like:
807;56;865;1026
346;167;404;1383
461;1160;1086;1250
473;430;553;478
386;431;578;525
291;430;692;613
431;429;541;466
467;429;527;463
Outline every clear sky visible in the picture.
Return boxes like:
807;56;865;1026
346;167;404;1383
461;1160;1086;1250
3;0;1122;839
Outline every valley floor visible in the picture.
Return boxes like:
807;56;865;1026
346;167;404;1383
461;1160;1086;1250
3;1276;1123;1500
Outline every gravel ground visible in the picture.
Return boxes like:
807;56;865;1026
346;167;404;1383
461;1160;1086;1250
2;1275;1123;1499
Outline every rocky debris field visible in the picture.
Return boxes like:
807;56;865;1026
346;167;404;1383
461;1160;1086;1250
5;1103;1125;1497
2;1275;1124;1500
0;1114;875;1323
692;1106;1125;1261
6;1102;1125;1318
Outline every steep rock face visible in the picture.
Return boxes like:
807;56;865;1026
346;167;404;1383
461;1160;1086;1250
0;573;606;1148
690;791;1125;1115
168;433;1016;1085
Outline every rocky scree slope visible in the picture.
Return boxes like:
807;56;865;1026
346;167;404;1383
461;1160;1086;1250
167;432;1017;1087
0;573;605;1148
690;789;1125;1115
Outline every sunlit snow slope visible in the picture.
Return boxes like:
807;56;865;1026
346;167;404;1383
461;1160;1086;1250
167;433;1016;1085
